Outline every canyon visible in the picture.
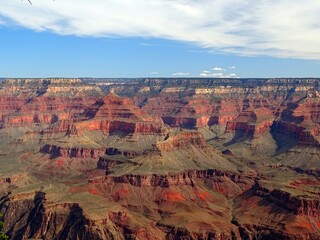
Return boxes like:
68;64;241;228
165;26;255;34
0;78;319;240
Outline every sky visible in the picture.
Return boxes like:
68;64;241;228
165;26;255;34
0;0;320;78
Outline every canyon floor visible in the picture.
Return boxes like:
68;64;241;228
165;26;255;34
0;78;319;240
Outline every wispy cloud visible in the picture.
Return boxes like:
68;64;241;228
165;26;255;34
1;0;320;59
140;42;156;47
230;66;236;69
172;72;190;76
149;72;159;75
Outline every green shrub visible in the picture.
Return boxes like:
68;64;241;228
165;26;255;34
0;214;8;240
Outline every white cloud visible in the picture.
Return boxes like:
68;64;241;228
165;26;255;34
230;66;236;69
1;0;320;59
200;71;239;78
200;73;208;77
211;73;224;77
172;72;190;76
223;73;239;78
228;73;238;77
212;67;226;71
149;72;159;75
200;72;223;77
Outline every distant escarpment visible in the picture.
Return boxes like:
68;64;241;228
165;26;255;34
0;78;102;128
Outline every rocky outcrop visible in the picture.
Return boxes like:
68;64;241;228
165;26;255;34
97;157;125;170
253;183;320;216
40;144;105;159
0;192;124;240
90;169;254;197
105;147;138;158
208;99;241;125
72;119;163;135
292;167;320;177
157;131;207;151
269;189;320;216
226;105;275;136
62;93;165;136
274;90;320;146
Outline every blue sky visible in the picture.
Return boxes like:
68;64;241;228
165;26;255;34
1;0;320;78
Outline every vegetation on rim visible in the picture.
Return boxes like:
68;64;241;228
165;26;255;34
0;214;8;240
